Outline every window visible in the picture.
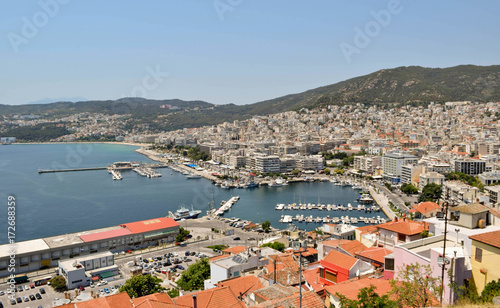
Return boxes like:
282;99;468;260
325;271;337;283
398;233;406;242
475;247;483;262
385;258;395;271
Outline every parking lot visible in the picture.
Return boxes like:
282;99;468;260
0;216;272;307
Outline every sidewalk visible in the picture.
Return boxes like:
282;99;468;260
369;186;396;220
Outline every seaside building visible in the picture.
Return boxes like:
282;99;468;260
382;153;418;183
0;217;179;277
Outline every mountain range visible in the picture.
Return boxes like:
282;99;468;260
1;64;499;130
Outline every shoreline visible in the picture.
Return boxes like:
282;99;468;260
7;141;150;147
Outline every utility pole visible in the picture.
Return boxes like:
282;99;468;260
299;241;307;308
440;189;452;305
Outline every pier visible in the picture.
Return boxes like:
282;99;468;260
38;163;168;174
38;167;107;173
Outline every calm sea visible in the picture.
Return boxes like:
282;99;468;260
0;143;386;244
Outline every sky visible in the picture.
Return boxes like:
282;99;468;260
1;0;499;106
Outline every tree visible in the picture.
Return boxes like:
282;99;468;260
481;279;500;303
390;263;441;308
262;220;271;232
177;258;210;291
291;169;301;176
262;242;285;252
401;183;418;194
324;168;331;175
176;227;190;243
49;276;67;290
119;274;164;298
166;288;180;298
418;183;442;202
337;285;397;308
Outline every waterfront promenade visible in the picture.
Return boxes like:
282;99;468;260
369;186;396;220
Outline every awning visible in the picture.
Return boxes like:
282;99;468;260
98;271;116;279
91;276;99;281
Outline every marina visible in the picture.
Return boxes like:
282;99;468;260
0;143;389;244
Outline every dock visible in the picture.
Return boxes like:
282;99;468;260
38;167;107;173
38;163;168;174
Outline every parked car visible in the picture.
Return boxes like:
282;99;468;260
35;293;42;299
233;237;240;240
110;286;116;292
185;251;190;256
40;288;46;294
175;265;185;270
169;267;177;272
16;297;22;303
104;288;110;294
190;251;196;256
30;284;35;289
0;291;4;296
23;296;29;302
17;286;23;292
29;295;35;301
79;285;85;291
10;299;16;305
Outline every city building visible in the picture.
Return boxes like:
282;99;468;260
478;171;500;186
353;155;381;174
454;159;486;176
319;250;372;286
0;217;179;277
419;171;445;188
385;235;470;304
324;277;392;308
254;156;280;173
382;153;418;183
449;203;490;229
58;251;117;289
470;230;500;295
410;201;441;219
376;218;426;250
486;186;500;207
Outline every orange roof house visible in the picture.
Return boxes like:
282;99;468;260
377;218;426;248
319;250;372;286
324;277;392;308
174;286;247;308
216;275;265;300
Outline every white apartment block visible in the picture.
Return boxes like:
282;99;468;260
382;153;418;183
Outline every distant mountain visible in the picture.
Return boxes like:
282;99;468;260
25;97;87;105
1;65;499;130
242;64;500;114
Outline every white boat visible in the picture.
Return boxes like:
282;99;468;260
169;205;202;221
186;174;202;179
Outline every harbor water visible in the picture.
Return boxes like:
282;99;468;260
0;143;386;244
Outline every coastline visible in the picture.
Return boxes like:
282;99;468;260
8;141;149;147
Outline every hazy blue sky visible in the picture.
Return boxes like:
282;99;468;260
1;0;499;105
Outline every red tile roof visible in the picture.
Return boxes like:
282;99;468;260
412;202;441;214
210;255;231;262
470;230;500;249
355;247;392;264
356;225;378;234
323;250;358;270
376;219;425;236
252;290;324;308
173;286;246;308
217;275;264;299
338;240;367;256
132;293;174;306
324;277;392;300
222;246;248;255
321;239;349;248
80;227;132;242
302;268;325;293
121;217;179;234
76;292;133;308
